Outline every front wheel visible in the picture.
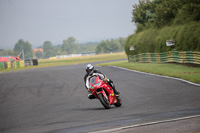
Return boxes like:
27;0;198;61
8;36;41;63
98;93;110;109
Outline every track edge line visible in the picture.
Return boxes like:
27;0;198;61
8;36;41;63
89;115;200;133
110;65;200;87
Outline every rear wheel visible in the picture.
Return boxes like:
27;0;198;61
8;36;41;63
114;96;122;107
98;93;110;109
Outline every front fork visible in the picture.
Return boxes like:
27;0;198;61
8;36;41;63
96;88;108;100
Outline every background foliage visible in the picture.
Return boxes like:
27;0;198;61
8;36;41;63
96;37;126;54
125;0;200;55
13;39;33;59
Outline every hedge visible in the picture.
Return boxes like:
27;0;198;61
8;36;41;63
125;21;200;55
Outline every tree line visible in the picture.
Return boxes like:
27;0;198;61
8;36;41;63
96;37;125;54
125;0;200;55
1;37;126;59
132;0;200;32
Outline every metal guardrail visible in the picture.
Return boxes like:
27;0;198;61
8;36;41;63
0;58;40;70
0;61;25;69
128;51;200;65
0;59;39;69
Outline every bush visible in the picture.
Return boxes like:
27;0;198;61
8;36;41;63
125;21;200;55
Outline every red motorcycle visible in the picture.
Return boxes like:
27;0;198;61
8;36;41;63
88;75;122;109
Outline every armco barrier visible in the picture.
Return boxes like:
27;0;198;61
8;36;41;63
0;62;3;69
7;62;11;69
16;61;24;68
16;61;20;68
0;60;25;69
128;51;200;65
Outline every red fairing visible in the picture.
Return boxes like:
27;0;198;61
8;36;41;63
89;76;118;105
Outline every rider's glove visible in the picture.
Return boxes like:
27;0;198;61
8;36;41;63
103;77;108;82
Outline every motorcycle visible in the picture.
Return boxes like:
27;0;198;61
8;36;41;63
88;75;122;109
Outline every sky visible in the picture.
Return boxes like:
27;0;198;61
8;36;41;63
0;0;138;50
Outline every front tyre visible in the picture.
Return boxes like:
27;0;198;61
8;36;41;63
98;93;110;109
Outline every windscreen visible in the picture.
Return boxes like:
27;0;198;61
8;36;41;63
90;76;97;85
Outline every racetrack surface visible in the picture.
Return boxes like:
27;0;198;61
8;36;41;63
0;62;200;133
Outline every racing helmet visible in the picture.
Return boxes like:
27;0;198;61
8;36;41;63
86;64;94;74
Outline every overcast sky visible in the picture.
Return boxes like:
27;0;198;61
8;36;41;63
0;0;138;50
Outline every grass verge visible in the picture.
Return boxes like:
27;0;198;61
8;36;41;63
0;53;127;73
38;52;126;67
97;61;200;84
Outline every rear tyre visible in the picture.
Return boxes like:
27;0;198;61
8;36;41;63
98;93;110;109
114;96;122;107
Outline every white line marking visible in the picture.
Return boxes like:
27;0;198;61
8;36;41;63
111;66;200;87
89;115;200;133
89;65;200;133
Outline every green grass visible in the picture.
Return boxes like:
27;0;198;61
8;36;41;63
0;53;127;73
1;53;200;85
97;61;200;84
38;52;126;67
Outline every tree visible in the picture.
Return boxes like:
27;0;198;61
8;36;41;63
43;41;53;52
42;41;57;58
132;0;200;30
153;0;182;27
13;39;33;59
118;37;126;51
173;0;200;24
35;51;43;59
0;50;16;56
62;37;80;54
44;49;56;58
109;39;120;53
95;38;125;54
96;40;107;54
80;42;98;53
132;0;154;25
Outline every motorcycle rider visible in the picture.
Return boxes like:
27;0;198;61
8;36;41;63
84;64;120;99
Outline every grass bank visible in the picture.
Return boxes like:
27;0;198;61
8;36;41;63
2;52;200;85
125;21;200;55
97;61;200;84
0;53;127;73
38;52;126;67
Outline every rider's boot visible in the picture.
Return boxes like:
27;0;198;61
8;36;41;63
88;93;95;100
110;82;120;95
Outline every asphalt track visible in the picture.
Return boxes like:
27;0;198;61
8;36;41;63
0;62;200;133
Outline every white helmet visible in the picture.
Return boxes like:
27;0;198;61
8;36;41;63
86;64;94;74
